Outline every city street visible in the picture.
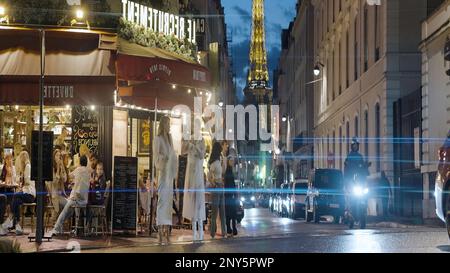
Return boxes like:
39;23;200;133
82;209;450;253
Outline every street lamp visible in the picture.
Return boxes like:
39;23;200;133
313;62;324;76
71;6;89;29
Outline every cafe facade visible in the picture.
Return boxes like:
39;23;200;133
0;2;212;234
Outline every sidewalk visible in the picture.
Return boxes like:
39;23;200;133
3;224;248;253
366;216;445;229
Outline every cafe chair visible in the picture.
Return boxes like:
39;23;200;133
87;205;108;236
70;204;87;237
20;203;36;232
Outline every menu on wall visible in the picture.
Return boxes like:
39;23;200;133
112;156;138;233
71;105;99;155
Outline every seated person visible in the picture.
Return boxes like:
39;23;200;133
88;162;106;206
0;194;7;235
50;155;91;236
3;151;36;235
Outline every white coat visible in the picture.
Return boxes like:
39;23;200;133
182;139;206;221
153;134;178;226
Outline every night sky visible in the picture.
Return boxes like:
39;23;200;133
222;0;297;102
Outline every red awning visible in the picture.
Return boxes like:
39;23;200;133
116;53;210;90
0;76;115;106
118;81;198;110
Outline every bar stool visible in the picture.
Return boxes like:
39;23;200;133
20;203;36;232
70;204;87;237
87;205;107;236
44;205;54;233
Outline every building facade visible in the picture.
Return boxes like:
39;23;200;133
277;0;315;181
311;0;429;216
420;0;450;220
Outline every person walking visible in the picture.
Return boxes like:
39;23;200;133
224;149;238;237
182;127;207;242
153;116;178;245
208;141;226;239
379;171;392;219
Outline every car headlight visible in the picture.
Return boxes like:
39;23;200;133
353;186;369;196
241;197;245;202
251;196;256;201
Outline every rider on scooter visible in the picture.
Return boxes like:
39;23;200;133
343;138;370;223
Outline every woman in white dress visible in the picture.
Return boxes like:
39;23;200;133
182;124;206;242
153;116;178;244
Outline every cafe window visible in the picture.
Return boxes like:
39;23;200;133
0;106;73;155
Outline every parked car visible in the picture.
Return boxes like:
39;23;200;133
305;169;345;223
288;179;308;219
279;183;290;217
435;132;450;239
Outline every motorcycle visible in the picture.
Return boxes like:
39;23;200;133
345;163;371;229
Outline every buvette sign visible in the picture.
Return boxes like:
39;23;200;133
121;0;196;45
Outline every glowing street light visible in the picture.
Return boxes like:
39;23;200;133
313;62;324;76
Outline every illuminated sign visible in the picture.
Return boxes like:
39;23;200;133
121;0;196;45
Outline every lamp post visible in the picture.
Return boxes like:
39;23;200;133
35;29;45;244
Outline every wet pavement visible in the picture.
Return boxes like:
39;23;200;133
3;208;449;253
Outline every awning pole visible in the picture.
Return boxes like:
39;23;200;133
149;97;157;236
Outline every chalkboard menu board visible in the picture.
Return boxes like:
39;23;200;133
177;155;187;214
31;131;53;181
112;156;138;233
72;105;99;155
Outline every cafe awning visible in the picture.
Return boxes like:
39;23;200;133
0;76;115;106
115;38;211;109
0;26;116;106
118;80;196;110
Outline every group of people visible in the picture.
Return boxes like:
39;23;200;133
0;143;107;237
0;151;35;235
153;116;240;245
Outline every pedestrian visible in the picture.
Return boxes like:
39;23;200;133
5;151;36;235
224;149;238;236
182;122;207;242
379;171;392;218
50;155;91;236
153;116;178;245
208;141;226;239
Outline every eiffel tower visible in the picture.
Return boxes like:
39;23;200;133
239;0;273;189
244;0;272;105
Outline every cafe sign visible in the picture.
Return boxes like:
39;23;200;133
121;0;196;45
43;85;74;99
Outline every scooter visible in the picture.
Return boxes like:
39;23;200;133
345;173;369;229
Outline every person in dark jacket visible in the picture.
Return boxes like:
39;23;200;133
224;150;238;236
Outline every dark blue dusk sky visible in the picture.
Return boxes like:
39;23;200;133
222;0;297;102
